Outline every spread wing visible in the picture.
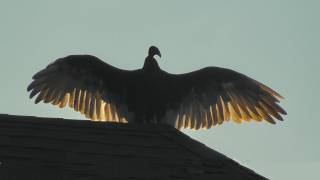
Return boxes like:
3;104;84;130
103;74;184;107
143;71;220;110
165;67;287;130
27;55;138;122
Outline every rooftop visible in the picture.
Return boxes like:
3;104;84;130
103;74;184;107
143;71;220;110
0;114;267;180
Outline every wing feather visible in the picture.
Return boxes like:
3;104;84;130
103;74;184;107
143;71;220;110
96;97;102;120
88;93;94;117
221;100;230;121
74;89;81;111
85;91;92;117
204;109;212;129
210;105;219;125
216;97;224;123
58;93;69;108
176;114;183;129
69;88;76;108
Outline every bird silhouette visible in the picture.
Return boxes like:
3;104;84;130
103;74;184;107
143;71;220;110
27;46;286;129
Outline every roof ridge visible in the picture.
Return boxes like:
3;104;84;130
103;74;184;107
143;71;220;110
157;127;268;180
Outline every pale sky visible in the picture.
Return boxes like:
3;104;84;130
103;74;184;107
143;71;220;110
0;1;319;179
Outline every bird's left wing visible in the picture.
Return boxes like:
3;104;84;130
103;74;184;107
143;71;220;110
164;67;286;129
27;55;139;122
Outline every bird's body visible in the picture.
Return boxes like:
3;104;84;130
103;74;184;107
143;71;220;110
27;46;286;129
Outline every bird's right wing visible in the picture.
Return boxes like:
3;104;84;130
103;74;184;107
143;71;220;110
27;55;139;122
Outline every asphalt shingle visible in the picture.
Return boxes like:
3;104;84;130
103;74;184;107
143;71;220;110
0;114;268;180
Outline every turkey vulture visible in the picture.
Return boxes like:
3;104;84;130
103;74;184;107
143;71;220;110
27;46;286;129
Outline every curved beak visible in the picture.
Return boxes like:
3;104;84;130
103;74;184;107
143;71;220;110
157;52;162;58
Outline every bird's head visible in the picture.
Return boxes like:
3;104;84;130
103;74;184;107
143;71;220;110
148;46;161;58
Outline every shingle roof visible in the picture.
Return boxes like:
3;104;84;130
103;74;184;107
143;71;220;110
0;114;267;180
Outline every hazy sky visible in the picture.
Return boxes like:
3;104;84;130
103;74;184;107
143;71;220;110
0;1;319;179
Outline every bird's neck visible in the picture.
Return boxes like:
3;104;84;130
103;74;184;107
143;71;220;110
143;56;160;71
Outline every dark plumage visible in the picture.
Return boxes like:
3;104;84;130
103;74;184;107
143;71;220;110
27;46;286;129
